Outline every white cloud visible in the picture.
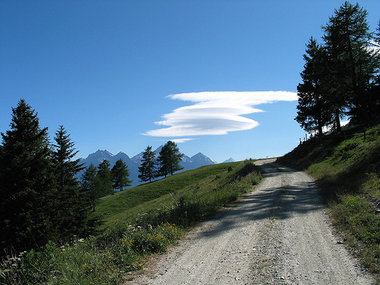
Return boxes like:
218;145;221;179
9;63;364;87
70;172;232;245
145;91;298;138
170;138;194;143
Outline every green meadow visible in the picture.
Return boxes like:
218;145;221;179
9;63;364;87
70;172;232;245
1;160;262;284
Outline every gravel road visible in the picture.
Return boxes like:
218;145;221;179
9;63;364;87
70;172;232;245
127;159;374;285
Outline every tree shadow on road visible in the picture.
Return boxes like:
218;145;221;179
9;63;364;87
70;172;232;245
194;162;325;239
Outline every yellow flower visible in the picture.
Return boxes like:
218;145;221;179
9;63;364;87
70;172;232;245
121;238;134;247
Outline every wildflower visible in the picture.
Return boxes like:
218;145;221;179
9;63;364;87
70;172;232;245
121;238;134;247
78;238;85;243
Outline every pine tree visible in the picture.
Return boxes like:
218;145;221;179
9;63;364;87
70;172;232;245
295;38;332;135
51;125;87;241
368;22;380;123
322;1;379;127
157;141;183;177
111;159;131;191
81;164;97;211
0;99;54;253
96;160;114;197
376;21;380;46
138;146;156;183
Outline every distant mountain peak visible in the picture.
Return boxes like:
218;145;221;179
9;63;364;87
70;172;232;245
223;157;235;163
94;149;114;156
191;152;212;161
81;147;217;188
154;145;163;154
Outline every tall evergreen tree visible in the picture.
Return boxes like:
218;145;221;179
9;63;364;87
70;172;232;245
322;1;379;127
157;141;183;177
296;38;332;135
375;21;380;46
111;159;131;191
81;164;97;211
51;125;87;241
138;146;156;183
369;22;380;123
96;160;114;197
0;99;54;253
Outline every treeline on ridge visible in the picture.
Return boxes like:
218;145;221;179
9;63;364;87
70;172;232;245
81;141;184;198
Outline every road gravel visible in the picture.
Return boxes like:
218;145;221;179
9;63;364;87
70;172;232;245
127;159;374;285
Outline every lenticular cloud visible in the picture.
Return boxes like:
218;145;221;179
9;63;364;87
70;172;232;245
145;91;298;138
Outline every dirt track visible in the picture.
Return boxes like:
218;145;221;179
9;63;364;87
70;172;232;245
127;159;374;285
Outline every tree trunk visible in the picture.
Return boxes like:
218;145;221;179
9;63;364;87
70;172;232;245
318;124;323;136
335;110;341;132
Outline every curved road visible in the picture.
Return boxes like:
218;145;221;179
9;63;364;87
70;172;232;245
127;160;373;285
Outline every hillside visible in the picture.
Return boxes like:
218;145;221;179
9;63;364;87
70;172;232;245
278;124;380;275
2;160;262;284
94;160;260;232
80;148;217;187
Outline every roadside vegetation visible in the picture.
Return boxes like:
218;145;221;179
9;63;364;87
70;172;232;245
1;160;262;284
288;1;379;278
278;124;380;277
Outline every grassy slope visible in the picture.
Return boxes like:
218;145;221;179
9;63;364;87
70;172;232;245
278;124;380;276
94;161;240;230
2;160;262;284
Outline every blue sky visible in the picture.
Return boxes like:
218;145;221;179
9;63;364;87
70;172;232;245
1;1;379;162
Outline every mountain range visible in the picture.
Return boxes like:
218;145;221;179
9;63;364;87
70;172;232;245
79;147;223;187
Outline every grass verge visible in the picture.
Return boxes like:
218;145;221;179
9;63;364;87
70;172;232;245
278;124;380;278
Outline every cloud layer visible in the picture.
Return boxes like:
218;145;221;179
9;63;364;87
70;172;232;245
145;91;298;139
171;138;195;143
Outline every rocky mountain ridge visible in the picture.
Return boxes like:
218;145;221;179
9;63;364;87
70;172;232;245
80;147;222;187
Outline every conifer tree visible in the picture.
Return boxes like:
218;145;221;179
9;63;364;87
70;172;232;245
322;1;379;127
111;159;131;191
295;38;332;135
157;141;183;177
81;164;97;211
52;125;87;241
0;99;54;253
96;159;114;197
368;22;380;123
138;146;156;183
